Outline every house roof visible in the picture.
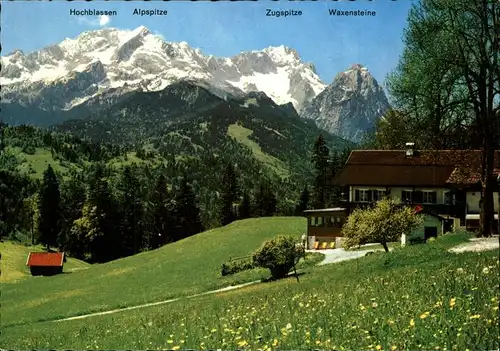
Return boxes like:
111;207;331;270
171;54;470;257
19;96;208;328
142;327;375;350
333;150;500;187
26;252;65;267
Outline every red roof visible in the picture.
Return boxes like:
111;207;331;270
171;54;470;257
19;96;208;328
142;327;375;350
26;252;65;267
333;150;500;187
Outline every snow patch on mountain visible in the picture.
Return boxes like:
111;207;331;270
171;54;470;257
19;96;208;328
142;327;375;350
1;26;325;112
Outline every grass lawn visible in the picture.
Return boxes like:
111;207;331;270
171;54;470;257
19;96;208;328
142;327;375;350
1;217;307;328
0;241;90;283
1;231;498;350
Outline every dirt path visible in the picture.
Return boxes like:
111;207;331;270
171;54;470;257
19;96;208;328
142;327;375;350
449;236;499;253
55;281;261;322
54;248;384;322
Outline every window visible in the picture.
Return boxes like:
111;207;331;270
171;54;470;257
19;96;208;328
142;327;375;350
423;191;437;204
444;191;455;205
354;189;370;202
402;190;413;202
373;189;385;201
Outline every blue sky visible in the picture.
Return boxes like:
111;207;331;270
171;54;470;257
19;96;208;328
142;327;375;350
1;0;416;86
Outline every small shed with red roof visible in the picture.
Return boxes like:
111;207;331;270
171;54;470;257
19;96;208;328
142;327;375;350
26;252;65;276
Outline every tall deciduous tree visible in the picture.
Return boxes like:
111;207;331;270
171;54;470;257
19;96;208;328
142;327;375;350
387;0;499;236
37;165;62;250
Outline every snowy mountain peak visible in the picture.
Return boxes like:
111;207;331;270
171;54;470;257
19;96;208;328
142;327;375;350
1;26;326;112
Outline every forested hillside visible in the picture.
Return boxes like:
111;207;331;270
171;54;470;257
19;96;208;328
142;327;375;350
0;98;351;263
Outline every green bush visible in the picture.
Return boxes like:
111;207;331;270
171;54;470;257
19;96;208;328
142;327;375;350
220;259;254;276
252;235;304;280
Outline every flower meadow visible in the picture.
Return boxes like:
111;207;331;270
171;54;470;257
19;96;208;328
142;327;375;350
2;236;499;350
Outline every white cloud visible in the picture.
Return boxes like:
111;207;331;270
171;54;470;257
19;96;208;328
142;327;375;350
77;15;111;27
153;31;165;41
99;15;110;26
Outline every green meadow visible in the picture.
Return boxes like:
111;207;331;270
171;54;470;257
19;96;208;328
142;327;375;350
1;217;307;327
1;220;499;351
0;241;90;283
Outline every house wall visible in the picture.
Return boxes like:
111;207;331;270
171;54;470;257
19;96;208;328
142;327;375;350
466;191;499;213
410;214;443;240
349;186;452;204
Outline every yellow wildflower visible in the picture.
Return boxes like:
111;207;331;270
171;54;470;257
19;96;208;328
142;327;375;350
482;267;489;274
420;311;430;319
376;345;383;350
167;340;173;344
449;298;456;308
391;346;397;351
237;340;248;348
469;314;481;319
388;319;395;325
272;339;279;347
172;347;180;351
410;319;415;327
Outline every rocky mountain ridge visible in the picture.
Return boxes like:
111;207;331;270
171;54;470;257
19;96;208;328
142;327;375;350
300;64;390;142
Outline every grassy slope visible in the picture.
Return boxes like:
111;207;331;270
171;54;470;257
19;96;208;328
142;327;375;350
3;232;498;350
0;242;90;283
1;217;306;328
8;146;76;180
227;124;289;178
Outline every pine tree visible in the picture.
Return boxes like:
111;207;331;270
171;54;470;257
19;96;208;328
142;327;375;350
295;185;310;215
150;174;172;249
328;151;342;207
86;164;119;262
256;182;277;217
220;163;239;226
117;166;144;256
37;165;62;250
311;135;330;209
239;192;251;219
172;177;204;241
59;175;86;251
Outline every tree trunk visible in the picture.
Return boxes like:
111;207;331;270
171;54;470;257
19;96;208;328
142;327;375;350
381;242;389;252
496;173;500;235
479;145;495;237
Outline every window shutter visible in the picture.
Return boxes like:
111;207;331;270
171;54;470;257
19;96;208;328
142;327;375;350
355;190;360;202
367;190;373;202
431;192;437;204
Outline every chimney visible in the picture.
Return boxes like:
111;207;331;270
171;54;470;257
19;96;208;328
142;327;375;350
405;142;415;157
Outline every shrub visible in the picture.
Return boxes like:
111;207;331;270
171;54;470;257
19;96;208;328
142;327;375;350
409;236;426;245
252;235;304;280
342;198;424;252
220;259;254;276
